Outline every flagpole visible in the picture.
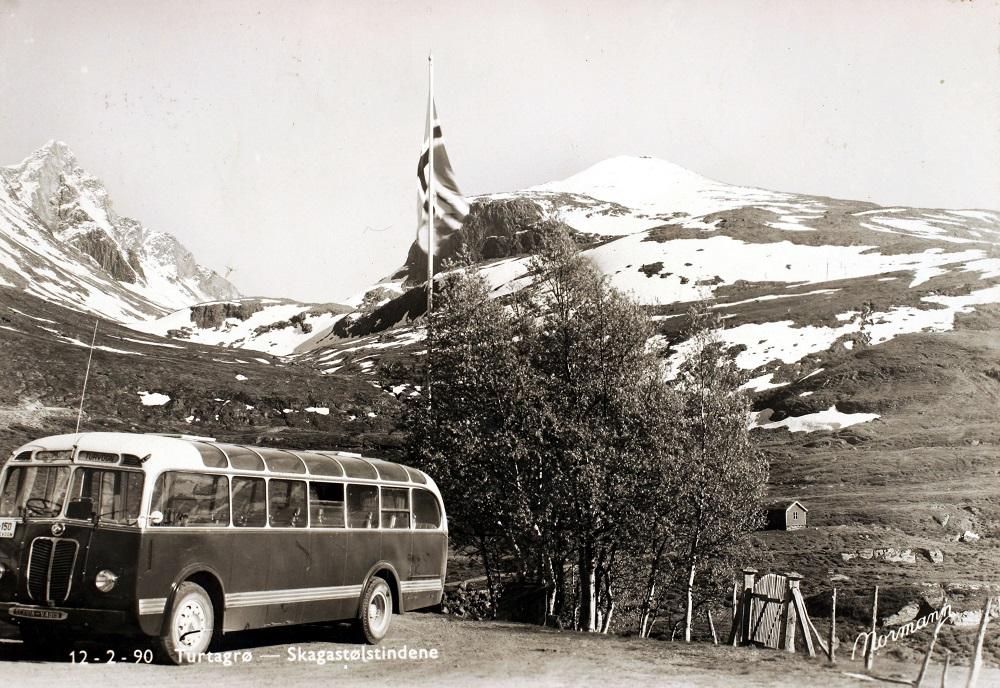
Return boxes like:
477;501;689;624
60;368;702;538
426;52;435;404
426;51;435;317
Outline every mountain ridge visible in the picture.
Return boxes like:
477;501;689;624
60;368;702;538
0;141;240;321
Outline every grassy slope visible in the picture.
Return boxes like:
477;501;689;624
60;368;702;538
0;287;403;457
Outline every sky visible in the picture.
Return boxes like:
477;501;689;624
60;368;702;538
1;0;998;303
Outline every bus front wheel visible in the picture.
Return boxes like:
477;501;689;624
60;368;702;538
355;576;392;644
156;581;215;664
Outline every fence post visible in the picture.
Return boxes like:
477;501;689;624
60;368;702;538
784;573;801;653
730;568;756;646
966;596;994;688
866;586;879;672
914;607;949;687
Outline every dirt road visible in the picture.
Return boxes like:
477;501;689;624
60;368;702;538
0;613;993;687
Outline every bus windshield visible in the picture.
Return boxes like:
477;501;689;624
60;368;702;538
0;466;72;517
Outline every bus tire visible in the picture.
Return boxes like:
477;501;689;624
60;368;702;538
355;576;392;644
156;581;215;665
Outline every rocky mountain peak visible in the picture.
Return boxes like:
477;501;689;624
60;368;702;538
0;141;241;320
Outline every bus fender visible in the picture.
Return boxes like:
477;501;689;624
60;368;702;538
358;562;402;616
139;564;226;637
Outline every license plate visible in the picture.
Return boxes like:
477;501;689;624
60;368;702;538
0;520;15;539
9;607;67;621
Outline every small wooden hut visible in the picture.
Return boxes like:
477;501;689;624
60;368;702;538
765;501;808;530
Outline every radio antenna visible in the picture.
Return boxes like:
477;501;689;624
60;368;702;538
75;318;99;434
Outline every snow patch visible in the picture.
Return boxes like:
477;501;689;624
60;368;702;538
138;391;170;406
755;405;879;432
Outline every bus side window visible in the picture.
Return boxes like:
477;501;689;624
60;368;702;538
150;472;230;527
232;476;267;527
308;482;345;528
268;479;306;528
380;487;410;529
347;484;378;529
413;489;441;529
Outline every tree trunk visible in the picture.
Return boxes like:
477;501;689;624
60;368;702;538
579;544;597;632
601;601;615;634
639;538;666;638
685;557;697;642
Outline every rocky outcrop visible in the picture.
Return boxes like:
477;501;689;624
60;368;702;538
190;301;263;329
841;548;917;563
70;230;139;283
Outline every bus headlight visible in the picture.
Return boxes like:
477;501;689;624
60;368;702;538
0;562;7;580
95;570;118;592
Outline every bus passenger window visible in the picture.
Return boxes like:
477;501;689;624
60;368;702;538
150;472;229;527
268;479;306;528
413;489;441;529
232;477;267;527
380;487;410;529
347;484;378;529
308;482;345;528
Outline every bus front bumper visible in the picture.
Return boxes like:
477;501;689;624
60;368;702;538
1;602;131;634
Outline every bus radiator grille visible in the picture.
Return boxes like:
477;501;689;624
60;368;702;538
27;537;78;603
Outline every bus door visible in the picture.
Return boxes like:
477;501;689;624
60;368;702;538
344;484;381;596
264;478;309;626
378;486;413;585
227;475;270;630
302;480;349;623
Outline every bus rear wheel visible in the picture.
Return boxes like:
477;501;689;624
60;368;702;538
355;576;392;644
156;581;215;665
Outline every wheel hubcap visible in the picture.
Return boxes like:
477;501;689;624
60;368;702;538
175;598;208;650
369;590;390;634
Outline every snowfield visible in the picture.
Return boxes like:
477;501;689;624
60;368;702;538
754;406;880;432
128;299;349;356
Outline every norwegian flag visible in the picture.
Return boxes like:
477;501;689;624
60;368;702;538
415;98;469;258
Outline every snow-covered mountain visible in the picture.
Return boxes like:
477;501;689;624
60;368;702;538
123;154;1000;377
322;155;1000;400
0;141;239;321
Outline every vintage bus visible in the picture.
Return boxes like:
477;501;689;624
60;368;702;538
0;432;447;664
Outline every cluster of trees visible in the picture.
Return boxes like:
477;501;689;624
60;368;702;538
403;228;767;639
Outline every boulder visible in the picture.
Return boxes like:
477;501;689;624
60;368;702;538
960;531;980;543
883;602;921;626
923;549;945;564
951;610;985;627
872;548;916;563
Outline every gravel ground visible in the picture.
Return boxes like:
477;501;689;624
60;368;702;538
1;613;995;687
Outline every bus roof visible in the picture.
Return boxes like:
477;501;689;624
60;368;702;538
8;432;437;490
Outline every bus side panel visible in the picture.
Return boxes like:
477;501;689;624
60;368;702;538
266;529;310;627
380;528;411;604
406;530;447;611
297;528;351;624
411;530;446;578
137;530;232;637
344;530;381;608
224;531;271;632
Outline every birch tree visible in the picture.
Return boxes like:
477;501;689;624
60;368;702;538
669;303;767;641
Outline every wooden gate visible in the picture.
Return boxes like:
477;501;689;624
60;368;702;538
728;568;822;657
748;573;791;649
